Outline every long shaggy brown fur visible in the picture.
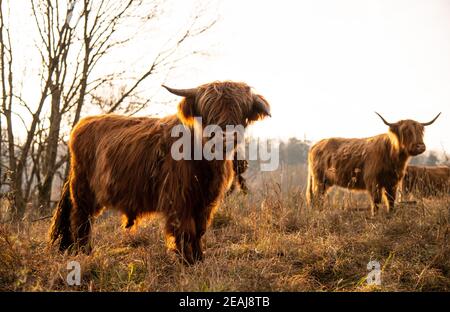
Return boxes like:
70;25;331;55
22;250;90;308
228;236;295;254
402;165;450;198
306;114;440;216
49;81;270;264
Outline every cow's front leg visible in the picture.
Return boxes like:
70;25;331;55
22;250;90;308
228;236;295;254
192;218;207;262
237;174;249;194
192;232;204;262
226;181;236;196
175;230;195;265
165;216;196;265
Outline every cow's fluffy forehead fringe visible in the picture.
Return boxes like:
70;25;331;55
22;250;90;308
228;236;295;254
197;81;253;108
396;120;425;143
195;81;254;125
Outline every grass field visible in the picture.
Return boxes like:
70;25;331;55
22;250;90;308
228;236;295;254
1;166;449;291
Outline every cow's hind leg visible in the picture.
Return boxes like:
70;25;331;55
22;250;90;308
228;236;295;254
70;173;96;254
307;176;328;208
384;185;397;214
369;184;382;217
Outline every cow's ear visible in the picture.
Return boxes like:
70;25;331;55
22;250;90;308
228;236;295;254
177;97;196;124
248;94;271;122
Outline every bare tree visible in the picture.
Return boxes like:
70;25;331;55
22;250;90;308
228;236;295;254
0;0;17;208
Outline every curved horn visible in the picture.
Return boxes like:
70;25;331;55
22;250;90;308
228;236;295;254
375;112;395;127
421;112;441;126
254;94;271;117
162;85;197;97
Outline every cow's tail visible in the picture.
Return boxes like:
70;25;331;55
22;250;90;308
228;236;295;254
49;180;73;251
305;148;313;206
306;168;314;207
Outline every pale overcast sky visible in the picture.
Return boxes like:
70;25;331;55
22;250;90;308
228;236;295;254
6;0;450;152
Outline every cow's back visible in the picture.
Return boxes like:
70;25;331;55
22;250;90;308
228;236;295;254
69;115;178;209
69;115;148;177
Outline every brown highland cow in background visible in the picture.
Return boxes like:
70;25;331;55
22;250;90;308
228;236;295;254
49;81;271;264
401;165;450;198
306;112;441;216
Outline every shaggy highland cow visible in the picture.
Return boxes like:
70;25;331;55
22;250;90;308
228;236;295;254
49;81;271;264
401;165;450;198
306;112;441;216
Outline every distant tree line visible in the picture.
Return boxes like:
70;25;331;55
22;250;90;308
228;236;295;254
247;137;448;171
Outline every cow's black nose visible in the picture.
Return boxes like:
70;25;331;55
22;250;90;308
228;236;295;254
415;143;426;152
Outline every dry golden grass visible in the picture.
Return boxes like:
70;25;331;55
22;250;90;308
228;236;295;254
1;167;449;292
